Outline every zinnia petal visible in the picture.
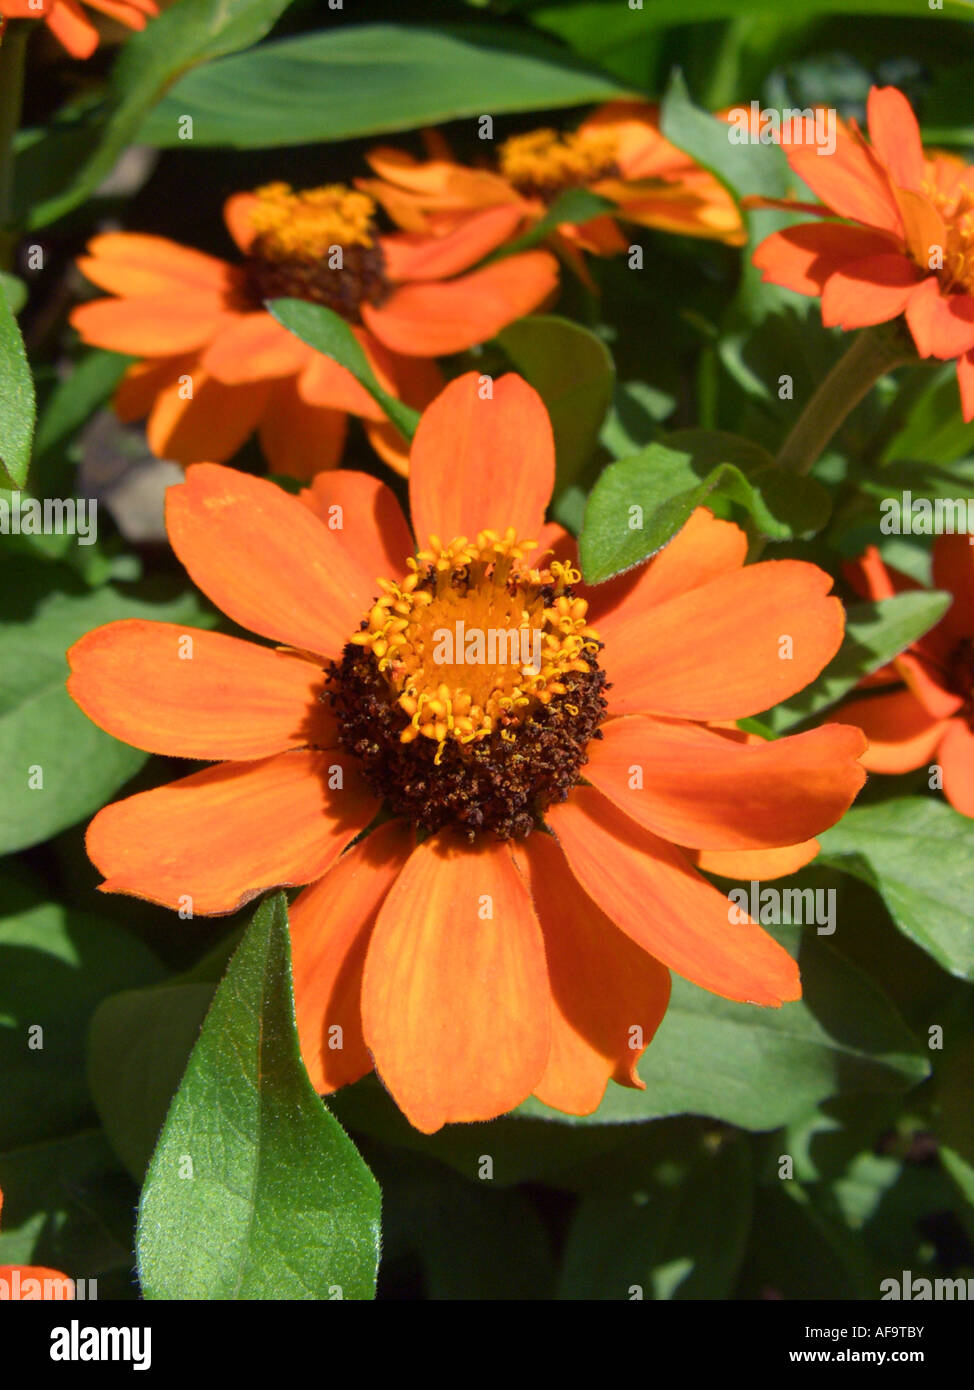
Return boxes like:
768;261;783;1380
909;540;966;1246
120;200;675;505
86;751;379;915
67;621;335;760
547;787;801;1006
839;688;947;772
300;469;414;576
547;789;800;1006
513;832;670;1115
361;832;550;1132
940;718;974;818
584;716;866;850
820;254;923;331
905;276;974;359
292;821;414;1093
408;372;555;544
867;85;926;192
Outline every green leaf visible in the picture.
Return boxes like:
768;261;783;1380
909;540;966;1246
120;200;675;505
0;271;26;316
89;982;216;1183
497;315;614;491
818;799;974;980
0;865;164;1150
490;187;616;260
880;365;974;466
0;283;35;487
517;926;928;1130
526;0;974;28
28;0;297;229
578;430;829;582
34;349;132;475
136;893;381;1300
268;297;419;444
0;562;216;854
139;23;630;148
558;1133;752;1299
765;591;953;731
659;67;788;203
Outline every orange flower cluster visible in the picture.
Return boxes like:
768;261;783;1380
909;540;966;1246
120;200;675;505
0;0;156;59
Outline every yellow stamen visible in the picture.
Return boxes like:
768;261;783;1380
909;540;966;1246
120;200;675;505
351;529;599;747
919;174;974;295
249;181;377;258
499;127;618;198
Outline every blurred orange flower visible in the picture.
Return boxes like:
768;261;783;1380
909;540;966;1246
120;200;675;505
70;183;557;477
359;100;745;282
0;0;156;59
752;85;974;419
67;374;865;1132
838;538;974;817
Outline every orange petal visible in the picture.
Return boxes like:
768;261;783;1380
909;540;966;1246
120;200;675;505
379;203;526;282
257;377;348;480
70;296;231;356
600;560;844;720
362;249;559;357
146;369;271;465
297;346;384;421
44;0;98;58
363;418;412;477
753;222;901;296
87;751;379;915
0;1264;75;1298
783;117;903;236
300;469;414;577
67;620;334;760
165;463;373;658
933;531;974;645
291;821;413;1093
77;233;234;297
361;832;550;1132
584;506;747;627
223;192;259;253
940;718;974;818
820;253;923;330
547;787;801;1006
408;371;555;545
201;311;311;384
957;350;974;421
690;841;821;881
114;354;191;422
867;86;926;192
513;833;670;1115
584;716;866;850
839;688;947;772
905;277;974;359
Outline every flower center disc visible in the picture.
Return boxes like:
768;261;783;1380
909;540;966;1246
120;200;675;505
498;128;619;201
244;182;389;321
330;530;608;839
921;176;974;296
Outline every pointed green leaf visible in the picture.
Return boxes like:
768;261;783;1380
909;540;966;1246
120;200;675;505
136;893;381;1300
0;284;34;487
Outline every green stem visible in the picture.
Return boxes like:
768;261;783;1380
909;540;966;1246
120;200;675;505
0;19;29;268
775;321;916;477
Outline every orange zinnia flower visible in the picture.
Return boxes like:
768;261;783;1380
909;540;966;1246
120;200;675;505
752;85;974;419
837;538;974;817
358;100;745;278
70;183;558;477
67;374;866;1133
0;0;156;59
0;1186;74;1299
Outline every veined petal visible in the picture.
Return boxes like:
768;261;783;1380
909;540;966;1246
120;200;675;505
165;464;375;658
585;507;747;628
362;249;559;357
361;832;550;1133
300;470;414;576
547;787;801;1006
513;833;670;1115
67;621;335;760
783;118;903;235
408;372;555;545
584;716;866;850
839;689;947;773
600;561;844;720
292;821;414;1093
87;751;379;915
